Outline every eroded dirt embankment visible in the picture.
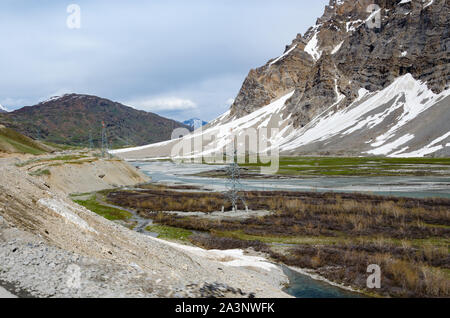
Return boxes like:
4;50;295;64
0;153;289;298
16;153;151;195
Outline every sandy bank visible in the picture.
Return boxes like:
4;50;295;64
0;154;290;298
16;152;151;195
45;158;150;195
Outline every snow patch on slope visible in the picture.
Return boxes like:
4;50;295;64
163;241;278;272
196;91;295;156
39;198;98;234
331;41;344;55
423;0;434;8
0;104;8;112
366;134;414;155
270;44;297;66
346;20;363;32
392;131;450;157
111;92;295;158
366;74;446;154
113;74;448;159
304;32;322;61
279;74;449;156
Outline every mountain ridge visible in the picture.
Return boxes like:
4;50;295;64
230;0;448;125
0;94;191;148
111;0;450;159
183;118;208;130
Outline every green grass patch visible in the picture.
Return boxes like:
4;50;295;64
214;230;450;250
41;141;81;151
70;191;96;198
410;237;450;249
214;230;345;245
15;158;42;167
47;155;88;161
145;224;193;242
64;158;98;165
421;223;450;230
0;132;46;155
16;154;89;167
29;169;51;177
237;156;450;177
74;196;132;221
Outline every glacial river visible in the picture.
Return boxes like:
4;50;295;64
132;161;450;199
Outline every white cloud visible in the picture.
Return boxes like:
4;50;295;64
0;1;327;118
226;98;235;106
0;97;28;109
127;97;197;112
39;88;74;103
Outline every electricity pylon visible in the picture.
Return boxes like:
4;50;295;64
225;149;247;212
88;131;95;149
35;128;41;141
101;121;109;158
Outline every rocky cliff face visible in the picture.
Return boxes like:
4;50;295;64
230;0;449;128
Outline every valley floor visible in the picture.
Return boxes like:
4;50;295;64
196;156;450;178
1;150;449;298
97;173;450;298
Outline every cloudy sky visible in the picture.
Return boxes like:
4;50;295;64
0;0;328;121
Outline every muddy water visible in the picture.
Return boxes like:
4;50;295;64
132;161;450;199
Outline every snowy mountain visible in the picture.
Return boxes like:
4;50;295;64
183;118;208;130
0;104;8;113
112;0;449;159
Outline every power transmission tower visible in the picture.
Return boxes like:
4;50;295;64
225;148;247;212
88;131;94;149
35;128;41;141
101;121;109;158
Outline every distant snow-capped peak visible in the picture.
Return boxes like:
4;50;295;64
183;118;208;130
0;103;8;112
39;93;88;105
